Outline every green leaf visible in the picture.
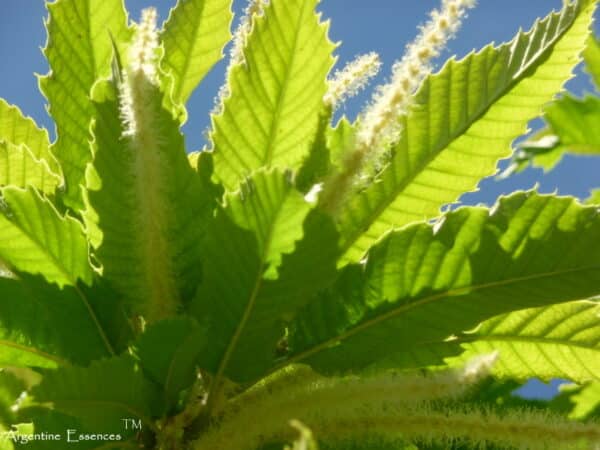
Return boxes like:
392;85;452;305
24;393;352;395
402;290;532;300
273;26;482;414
30;356;160;437
327;116;357;172
161;0;233;106
229;170;313;279
295;108;333;193
296;114;355;193
569;382;600;419
0;187;92;287
440;301;600;383
0;142;60;194
84;78;214;321
0;371;25;426
80;279;133;356
509;94;600;173
211;0;336;191
586;189;600;204
0;100;57;174
286;192;600;374
504;129;564;175
584;34;600;87
133;317;205;411
541;94;600;154
270;209;339;316
40;0;132;209
337;0;596;263
0;275;114;368
16;407;110;449
188;151;201;170
545;382;586;416
191;169;338;383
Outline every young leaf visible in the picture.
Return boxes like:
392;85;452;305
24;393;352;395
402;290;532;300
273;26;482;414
228;169;313;278
295;114;355;194
161;0;233;106
569;382;600;419
40;0;132;209
583;34;600;87
80;279;134;356
16;407;105;450
586;189;600;204
0;99;57;174
0;275;114;368
295;109;334;194
327;117;357;172
84;78;214;321
30;356;160;436
0;187;92;287
440;301;600;384
191;170;338;383
510;95;600;173
286;192;600;374
337;0;596;263
211;0;336;191
0;142;60;194
133;317;205;410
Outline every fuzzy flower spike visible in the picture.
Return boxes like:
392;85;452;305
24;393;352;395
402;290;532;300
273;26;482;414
116;8;181;323
358;0;476;150
324;52;382;109
129;7;159;81
120;7;160;137
320;0;476;215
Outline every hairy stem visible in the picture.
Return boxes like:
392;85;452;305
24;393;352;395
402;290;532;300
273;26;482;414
191;356;500;450
192;399;600;450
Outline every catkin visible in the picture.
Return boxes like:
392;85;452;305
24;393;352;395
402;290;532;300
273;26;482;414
320;0;476;215
324;53;382;109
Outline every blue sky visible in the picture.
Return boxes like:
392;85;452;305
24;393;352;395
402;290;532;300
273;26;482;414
1;1;598;400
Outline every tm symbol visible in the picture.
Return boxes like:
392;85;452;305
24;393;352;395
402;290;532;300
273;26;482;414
121;418;143;430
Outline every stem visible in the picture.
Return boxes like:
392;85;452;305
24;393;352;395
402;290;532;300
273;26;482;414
74;284;115;356
205;274;264;415
308;408;600;450
190;356;500;450
191;398;600;450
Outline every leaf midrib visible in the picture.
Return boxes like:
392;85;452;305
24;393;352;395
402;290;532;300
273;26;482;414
279;264;600;371
340;4;580;258
262;0;309;165
0;198;114;356
208;187;292;411
457;333;600;353
0;339;68;367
